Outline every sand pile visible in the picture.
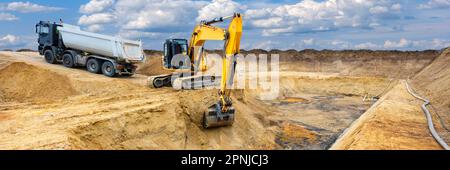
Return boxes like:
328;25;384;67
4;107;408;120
136;55;172;76
0;62;77;102
65;89;276;150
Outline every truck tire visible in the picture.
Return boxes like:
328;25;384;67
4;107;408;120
86;58;101;74
44;50;57;64
62;53;75;68
102;61;116;77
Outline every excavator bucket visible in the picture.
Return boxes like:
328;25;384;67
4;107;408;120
203;102;235;128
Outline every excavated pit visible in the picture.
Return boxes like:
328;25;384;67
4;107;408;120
237;74;393;149
64;74;392;150
0;50;442;150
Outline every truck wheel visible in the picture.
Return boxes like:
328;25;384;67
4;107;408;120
62;53;74;68
102;61;116;77
44;50;57;64
86;58;101;74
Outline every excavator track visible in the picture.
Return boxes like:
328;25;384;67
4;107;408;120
172;75;220;90
147;74;173;88
148;73;220;89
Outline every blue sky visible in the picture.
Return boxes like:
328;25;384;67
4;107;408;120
0;0;449;50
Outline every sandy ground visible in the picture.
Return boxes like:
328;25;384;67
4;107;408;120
412;48;450;142
0;50;447;150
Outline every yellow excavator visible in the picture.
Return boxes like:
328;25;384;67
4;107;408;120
148;13;242;128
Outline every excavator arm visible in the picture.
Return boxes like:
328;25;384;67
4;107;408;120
187;13;242;128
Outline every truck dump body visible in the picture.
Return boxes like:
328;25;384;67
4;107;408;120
57;24;144;63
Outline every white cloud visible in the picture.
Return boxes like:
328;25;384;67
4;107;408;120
86;24;104;32
252;40;279;50
80;0;114;14
0;34;23;49
303;38;314;45
71;0;448;51
384;38;411;49
295;39;354;50
293;38;450;50
0;35;36;50
78;13;115;25
391;3;402;11
306;38;449;50
118;30;164;39
244;0;401;36
411;39;450;49
355;42;379;49
382;38;450;50
430;39;450;48
331;40;351;49
0;34;18;43
78;0;208;31
197;0;245;21
369;6;388;14
117;0;207;30
418;0;450;9
0;1;63;13
0;13;18;21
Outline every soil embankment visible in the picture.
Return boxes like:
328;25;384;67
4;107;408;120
0;49;445;150
331;48;450;149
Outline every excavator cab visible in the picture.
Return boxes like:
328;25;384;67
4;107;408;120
163;39;189;69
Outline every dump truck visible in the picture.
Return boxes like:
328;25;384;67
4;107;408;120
35;21;145;77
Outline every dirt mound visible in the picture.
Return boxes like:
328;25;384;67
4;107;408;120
0;62;77;102
136;55;172;76
64;89;276;150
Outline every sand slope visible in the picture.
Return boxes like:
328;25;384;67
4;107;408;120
330;82;443;149
412;48;450;140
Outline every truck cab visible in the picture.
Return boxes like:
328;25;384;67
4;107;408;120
35;21;63;56
163;39;189;69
